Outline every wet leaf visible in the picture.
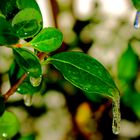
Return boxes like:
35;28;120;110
0;111;20;139
49;52;119;99
12;8;42;38
13;48;42;78
30;27;63;52
18;76;41;95
0;17;19;45
9;61;41;95
17;0;42;13
0;0;18;20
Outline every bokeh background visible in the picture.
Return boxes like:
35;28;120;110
1;0;140;140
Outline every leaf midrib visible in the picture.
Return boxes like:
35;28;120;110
31;36;59;46
51;58;117;92
14;49;40;75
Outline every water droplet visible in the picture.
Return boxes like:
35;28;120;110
0;133;8;140
83;87;88;91
23;94;32;107
30;76;42;87
134;11;140;29
17;88;20;91
2;133;7;138
112;93;121;134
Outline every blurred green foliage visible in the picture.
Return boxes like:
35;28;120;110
0;0;140;140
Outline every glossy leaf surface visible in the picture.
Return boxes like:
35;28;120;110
0;0;18;20
0;17;19;45
13;48;42;78
118;44;139;82
30;27;63;52
49;52;119;99
131;0;140;10
0;111;20;139
17;0;41;13
12;8;42;38
9;61;41;95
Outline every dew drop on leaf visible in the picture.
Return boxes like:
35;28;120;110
23;95;33;107
112;92;121;134
0;133;8;140
30;75;42;87
17;88;20;92
134;11;140;29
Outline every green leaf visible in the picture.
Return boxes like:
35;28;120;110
13;48;42;78
0;0;18;20
130;93;140;118
122;89;140;118
118;44;139;82
49;52;119;99
18;78;41;95
0;111;20;139
18;134;35;140
131;0;140;10
0;95;5;116
9;61;41;95
84;92;104;103
0;17;19;45
30;27;63;52
16;0;42;13
0;12;6;18
12;8;42;38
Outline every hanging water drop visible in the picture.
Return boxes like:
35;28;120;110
23;94;32;107
134;11;140;29
112;93;121;134
30;75;42;87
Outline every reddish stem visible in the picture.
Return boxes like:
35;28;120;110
3;73;28;101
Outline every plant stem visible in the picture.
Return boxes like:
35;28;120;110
3;73;27;101
3;50;48;101
3;0;58;102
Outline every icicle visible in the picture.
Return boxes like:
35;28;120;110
30;75;42;87
23;94;33;107
112;93;121;134
134;11;140;29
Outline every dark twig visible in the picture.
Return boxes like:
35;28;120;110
3;73;28;101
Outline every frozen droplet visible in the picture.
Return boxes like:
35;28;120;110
30;76;42;87
112;93;121;134
23;94;32;107
134;11;140;29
